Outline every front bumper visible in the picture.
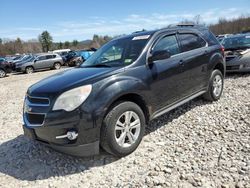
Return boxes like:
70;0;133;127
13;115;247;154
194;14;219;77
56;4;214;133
23;95;101;157
226;64;250;73
23;124;99;156
14;66;25;72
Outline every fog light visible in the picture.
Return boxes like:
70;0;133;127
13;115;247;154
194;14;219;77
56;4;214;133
56;131;78;140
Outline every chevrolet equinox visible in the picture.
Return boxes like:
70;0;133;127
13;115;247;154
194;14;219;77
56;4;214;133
23;25;225;157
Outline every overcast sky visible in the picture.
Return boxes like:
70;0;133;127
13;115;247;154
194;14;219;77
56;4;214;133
1;0;249;42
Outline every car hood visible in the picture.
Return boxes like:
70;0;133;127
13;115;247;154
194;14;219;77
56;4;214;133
28;67;123;96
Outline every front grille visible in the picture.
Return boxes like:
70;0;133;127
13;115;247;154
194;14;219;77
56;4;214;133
27;96;50;105
24;95;50;126
225;55;238;62
26;113;45;125
227;65;240;70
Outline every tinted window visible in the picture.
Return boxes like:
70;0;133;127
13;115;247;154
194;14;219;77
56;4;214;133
179;33;206;52
153;35;180;56
201;30;219;45
38;56;46;61
45;55;55;59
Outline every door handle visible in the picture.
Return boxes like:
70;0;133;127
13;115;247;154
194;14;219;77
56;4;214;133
204;50;209;55
179;60;184;66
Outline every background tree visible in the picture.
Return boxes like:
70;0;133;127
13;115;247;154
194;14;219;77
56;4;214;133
72;40;79;48
38;31;53;52
64;41;70;48
14;37;23;53
58;42;63;49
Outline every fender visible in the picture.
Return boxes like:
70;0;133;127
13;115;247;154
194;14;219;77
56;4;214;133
90;75;150;123
208;51;225;75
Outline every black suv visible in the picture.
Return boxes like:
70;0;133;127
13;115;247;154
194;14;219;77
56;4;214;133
0;58;13;78
23;25;225;157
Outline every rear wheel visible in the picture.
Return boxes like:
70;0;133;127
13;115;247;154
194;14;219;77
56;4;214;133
53;62;61;70
0;69;6;78
101;101;145;157
25;66;34;74
203;69;224;101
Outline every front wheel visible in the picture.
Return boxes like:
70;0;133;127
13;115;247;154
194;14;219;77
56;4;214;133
203;69;224;101
25;66;34;74
101;101;145;157
0;69;6;78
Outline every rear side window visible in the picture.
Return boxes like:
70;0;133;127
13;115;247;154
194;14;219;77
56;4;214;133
201;30;218;45
153;35;180;56
178;33;206;52
45;55;56;59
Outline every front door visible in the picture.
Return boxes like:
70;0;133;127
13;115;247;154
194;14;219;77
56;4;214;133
148;34;190;112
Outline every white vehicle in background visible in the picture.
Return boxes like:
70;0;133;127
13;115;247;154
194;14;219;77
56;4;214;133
53;49;71;56
216;34;232;43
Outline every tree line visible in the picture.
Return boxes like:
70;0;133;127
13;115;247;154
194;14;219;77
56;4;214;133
0;33;112;56
0;15;250;56
209;15;250;35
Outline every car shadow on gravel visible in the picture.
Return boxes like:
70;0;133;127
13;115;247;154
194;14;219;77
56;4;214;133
0;135;118;181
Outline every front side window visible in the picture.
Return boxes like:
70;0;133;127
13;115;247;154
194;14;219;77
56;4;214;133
179;33;206;52
38;56;46;61
153;35;180;56
81;36;150;67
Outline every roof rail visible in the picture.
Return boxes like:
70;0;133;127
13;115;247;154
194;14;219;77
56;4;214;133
176;23;195;27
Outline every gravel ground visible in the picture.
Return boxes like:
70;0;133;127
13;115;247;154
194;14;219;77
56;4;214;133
0;69;249;188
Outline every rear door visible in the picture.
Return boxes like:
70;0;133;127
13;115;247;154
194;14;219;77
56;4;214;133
177;32;209;95
45;55;56;68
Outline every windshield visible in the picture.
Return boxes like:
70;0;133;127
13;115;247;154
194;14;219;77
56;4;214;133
81;36;150;67
222;35;250;50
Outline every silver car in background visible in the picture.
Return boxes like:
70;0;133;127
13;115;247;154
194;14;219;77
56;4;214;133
15;53;64;74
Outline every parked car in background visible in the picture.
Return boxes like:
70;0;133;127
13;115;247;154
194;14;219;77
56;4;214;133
0;58;13;78
64;49;96;67
23;24;225;157
53;49;71;55
216;34;232;43
222;34;250;72
78;49;96;62
15;53;63;74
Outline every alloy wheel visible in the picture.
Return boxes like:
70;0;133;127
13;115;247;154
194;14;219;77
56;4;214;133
115;111;141;148
0;69;6;78
213;75;223;97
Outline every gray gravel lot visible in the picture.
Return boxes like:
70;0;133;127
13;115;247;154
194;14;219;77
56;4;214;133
0;69;249;188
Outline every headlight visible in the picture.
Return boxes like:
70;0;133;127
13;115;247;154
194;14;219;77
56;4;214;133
52;85;92;112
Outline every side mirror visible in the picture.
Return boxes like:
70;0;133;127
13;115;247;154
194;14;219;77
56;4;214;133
34;59;37;63
148;50;171;63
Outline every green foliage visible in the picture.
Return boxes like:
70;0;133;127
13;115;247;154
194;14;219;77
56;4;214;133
64;41;70;48
38;31;53;52
72;40;79;47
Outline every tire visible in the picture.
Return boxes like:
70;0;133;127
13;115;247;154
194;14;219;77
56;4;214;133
203;69;224;101
75;61;81;67
53;62;61;70
0;69;6;78
25;66;34;74
101;101;146;157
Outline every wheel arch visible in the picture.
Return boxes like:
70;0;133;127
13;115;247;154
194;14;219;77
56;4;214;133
213;62;225;77
104;93;150;125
